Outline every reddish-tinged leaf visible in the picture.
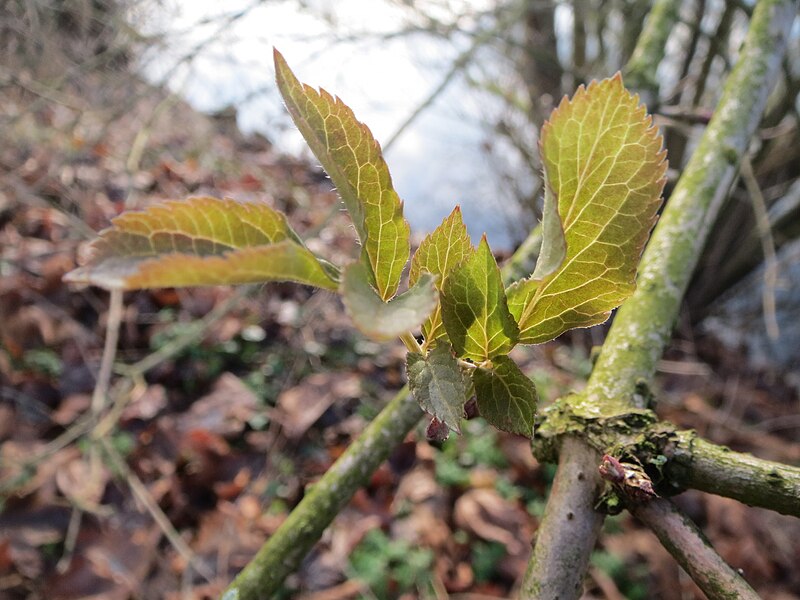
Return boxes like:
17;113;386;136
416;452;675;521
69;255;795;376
406;344;472;434
64;196;338;290
274;49;409;301
508;74;666;344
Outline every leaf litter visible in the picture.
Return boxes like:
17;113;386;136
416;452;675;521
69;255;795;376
0;54;799;600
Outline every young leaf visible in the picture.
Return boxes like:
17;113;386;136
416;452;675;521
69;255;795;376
409;207;474;345
274;49;410;301
508;74;667;344
473;356;538;437
341;262;437;341
63;197;338;291
440;236;519;362
530;183;566;280
406;344;472;434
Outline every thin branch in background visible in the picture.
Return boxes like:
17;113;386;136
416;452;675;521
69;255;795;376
91;289;124;414
629;498;760;600
739;155;781;340
382;4;522;153
100;438;215;584
56;506;83;573
116;285;253;378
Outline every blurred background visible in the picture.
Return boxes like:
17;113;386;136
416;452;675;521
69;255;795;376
1;1;799;598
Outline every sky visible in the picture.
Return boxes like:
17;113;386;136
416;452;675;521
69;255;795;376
131;0;532;250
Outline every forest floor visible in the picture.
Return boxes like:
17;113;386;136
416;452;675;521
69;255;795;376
1;63;799;600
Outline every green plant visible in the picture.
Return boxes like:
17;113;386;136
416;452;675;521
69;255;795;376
63;5;800;596
66;50;664;441
348;529;434;598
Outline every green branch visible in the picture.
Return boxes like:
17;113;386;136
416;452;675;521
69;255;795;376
224;386;421;599
223;220;547;598
666;432;800;518
580;0;797;417
622;0;679;102
524;1;797;597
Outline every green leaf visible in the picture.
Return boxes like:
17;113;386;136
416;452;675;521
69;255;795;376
508;73;667;344
63;196;338;291
274;49;410;301
409;207;474;345
406;344;472;434
473;356;538;437
530;183;566;280
341;262;437;341
440;236;519;362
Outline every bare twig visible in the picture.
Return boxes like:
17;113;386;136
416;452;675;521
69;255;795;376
629;498;759;599
100;438;215;583
739;155;780;340
91;289;124;414
115;286;252;377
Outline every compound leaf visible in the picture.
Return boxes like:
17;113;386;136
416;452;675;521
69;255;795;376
440;236;518;362
409;207;474;345
341;262;437;341
508;73;667;344
63;196;338;291
473;356;538;437
275;49;409;301
406;344;471;434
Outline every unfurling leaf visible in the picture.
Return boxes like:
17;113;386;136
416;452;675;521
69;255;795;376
407;344;472;434
508;73;667;344
530;183;566;280
440;236;518;362
274;49;409;301
341;262;437;341
409;207;474;345
473;356;538;437
63;197;338;291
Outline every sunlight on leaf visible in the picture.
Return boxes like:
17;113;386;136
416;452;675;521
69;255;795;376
341;262;437;341
409;207;474;346
508;73;666;344
440;236;518;362
407;344;472;434
274;49;410;301
473;356;538;438
530;184;566;281
64;197;338;290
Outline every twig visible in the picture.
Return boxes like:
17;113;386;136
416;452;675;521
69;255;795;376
739;155;780;340
629;498;759;599
525;1;797;598
56;507;83;573
100;438;215;583
92;289;124;414
224;385;422;599
382;3;525;153
666;432;800;518
115;286;252;377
